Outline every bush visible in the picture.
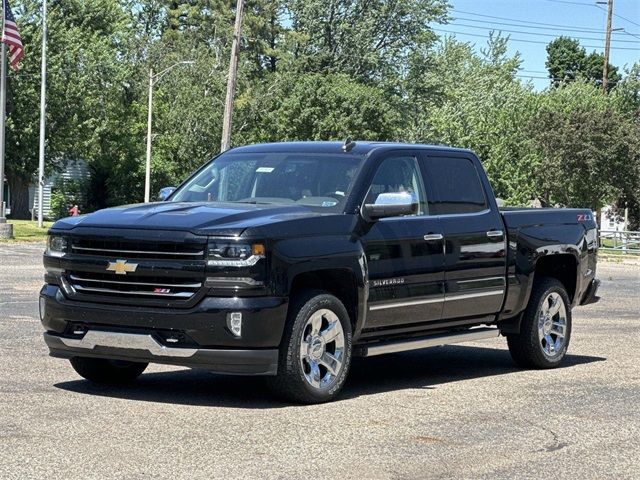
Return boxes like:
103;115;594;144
49;190;68;220
50;178;85;220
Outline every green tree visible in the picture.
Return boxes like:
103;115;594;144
284;0;448;82
7;0;138;217
406;36;540;205
545;36;620;90
235;72;400;143
528;81;639;211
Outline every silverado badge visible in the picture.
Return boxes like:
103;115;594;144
106;259;138;275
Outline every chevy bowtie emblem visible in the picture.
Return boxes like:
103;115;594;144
106;259;138;275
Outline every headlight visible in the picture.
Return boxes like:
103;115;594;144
46;235;68;257
207;239;265;267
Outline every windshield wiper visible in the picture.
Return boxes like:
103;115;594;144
230;200;275;205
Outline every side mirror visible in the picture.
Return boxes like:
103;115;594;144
158;187;176;201
361;192;418;222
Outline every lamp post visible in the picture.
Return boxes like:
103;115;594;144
144;60;194;203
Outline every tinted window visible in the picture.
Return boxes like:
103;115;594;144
171;152;362;210
422;157;487;215
364;156;428;215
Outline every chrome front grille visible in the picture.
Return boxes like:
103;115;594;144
65;234;207;306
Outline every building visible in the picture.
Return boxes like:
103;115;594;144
29;159;91;219
600;204;626;233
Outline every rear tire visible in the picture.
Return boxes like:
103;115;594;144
506;277;572;368
268;290;352;404
70;357;148;384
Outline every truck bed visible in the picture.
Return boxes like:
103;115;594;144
500;207;596;230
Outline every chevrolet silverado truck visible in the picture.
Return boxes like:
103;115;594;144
40;141;600;403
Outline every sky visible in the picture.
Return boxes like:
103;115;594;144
435;0;640;90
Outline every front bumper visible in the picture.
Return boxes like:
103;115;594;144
44;331;279;375
40;284;287;375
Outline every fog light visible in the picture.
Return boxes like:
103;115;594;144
227;312;242;337
39;297;46;321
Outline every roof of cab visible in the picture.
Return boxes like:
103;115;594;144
228;141;473;156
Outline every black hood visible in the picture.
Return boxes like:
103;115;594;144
51;202;327;237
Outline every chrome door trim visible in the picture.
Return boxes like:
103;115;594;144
444;289;504;301
370;296;443;311
486;230;504;238
456;276;506;285
370;289;505;311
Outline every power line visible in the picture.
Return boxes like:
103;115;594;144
433;28;640;51
448;22;639;43
544;0;640;30
515;73;620;84
452;15;640;36
451;9;606;31
622;30;640;41
595;4;640;29
543;0;595;6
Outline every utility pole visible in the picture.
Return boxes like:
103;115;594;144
220;0;244;152
144;61;193;203
144;67;153;203
37;0;47;227
601;0;613;92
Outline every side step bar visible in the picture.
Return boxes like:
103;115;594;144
360;327;500;357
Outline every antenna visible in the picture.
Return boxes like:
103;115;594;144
342;138;356;152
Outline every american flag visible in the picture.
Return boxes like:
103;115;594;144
1;0;23;70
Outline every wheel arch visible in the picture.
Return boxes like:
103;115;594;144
533;254;578;303
288;268;361;336
500;252;578;335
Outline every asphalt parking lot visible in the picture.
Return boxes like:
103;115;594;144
1;242;639;479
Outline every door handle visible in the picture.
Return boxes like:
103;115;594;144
423;233;444;241
486;230;504;239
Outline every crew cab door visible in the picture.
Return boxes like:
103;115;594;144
360;153;445;329
419;153;507;321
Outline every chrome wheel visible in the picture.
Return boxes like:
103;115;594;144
538;292;567;358
299;308;345;390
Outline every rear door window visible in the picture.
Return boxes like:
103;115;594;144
421;156;487;215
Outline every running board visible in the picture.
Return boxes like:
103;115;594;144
360;327;500;357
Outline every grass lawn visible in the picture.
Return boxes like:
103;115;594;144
0;219;53;242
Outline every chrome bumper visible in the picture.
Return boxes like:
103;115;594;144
58;330;198;358
44;332;279;376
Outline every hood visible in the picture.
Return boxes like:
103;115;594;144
51;202;326;236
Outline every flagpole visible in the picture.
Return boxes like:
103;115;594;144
0;41;7;226
37;0;47;228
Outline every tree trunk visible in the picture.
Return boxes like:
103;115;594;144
8;176;31;219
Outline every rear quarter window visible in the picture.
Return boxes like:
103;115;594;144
422;156;487;215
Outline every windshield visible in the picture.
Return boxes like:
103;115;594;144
170;152;363;210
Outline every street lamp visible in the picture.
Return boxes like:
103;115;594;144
144;60;194;203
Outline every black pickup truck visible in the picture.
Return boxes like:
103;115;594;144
41;141;600;403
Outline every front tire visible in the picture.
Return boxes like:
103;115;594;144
506;277;572;368
70;357;148;384
268;290;352;404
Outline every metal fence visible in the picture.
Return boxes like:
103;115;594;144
599;230;640;255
